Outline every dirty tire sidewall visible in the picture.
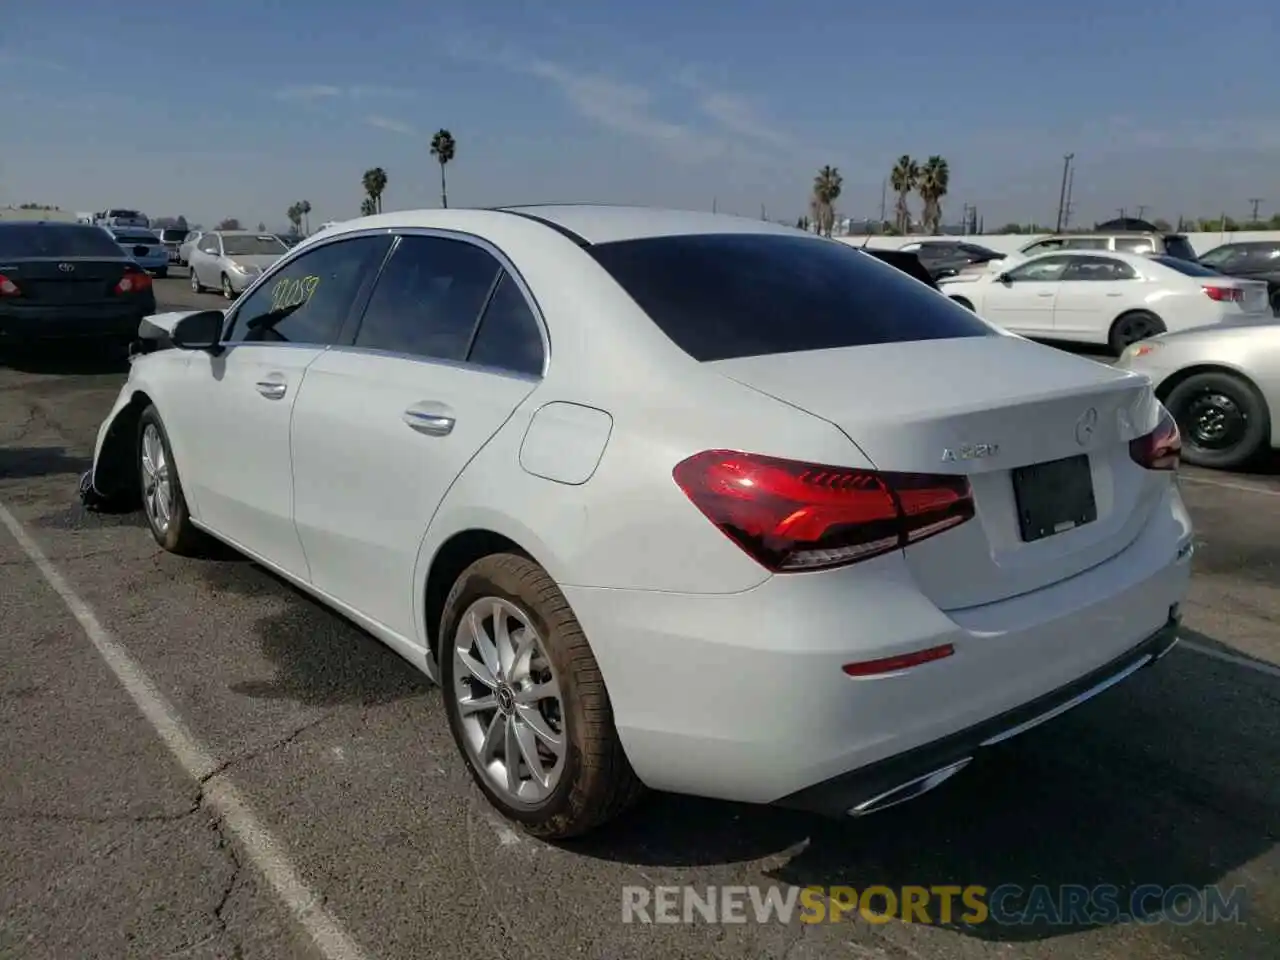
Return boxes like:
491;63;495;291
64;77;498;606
439;553;642;839
1165;371;1270;470
136;405;203;555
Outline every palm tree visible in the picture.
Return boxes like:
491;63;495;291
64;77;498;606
286;202;302;235
430;130;456;208
810;165;843;237
890;155;919;234
360;197;377;217
917;156;950;235
361;167;388;214
299;199;311;234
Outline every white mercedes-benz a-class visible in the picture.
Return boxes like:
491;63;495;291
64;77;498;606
81;206;1192;838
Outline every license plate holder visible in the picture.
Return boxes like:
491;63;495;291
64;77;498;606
1012;454;1097;542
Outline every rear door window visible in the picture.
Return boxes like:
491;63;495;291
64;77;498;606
586;233;993;362
1062;256;1138;281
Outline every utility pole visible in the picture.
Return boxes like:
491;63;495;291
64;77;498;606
879;178;887;227
1135;205;1148;221
760;203;766;221
1248;198;1263;222
1117;208;1127;221
712;197;717;214
1055;153;1074;232
1063;163;1075;230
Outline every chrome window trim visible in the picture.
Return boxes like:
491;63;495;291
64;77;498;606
221;225;551;380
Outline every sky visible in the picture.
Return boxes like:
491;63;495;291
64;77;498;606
3;0;1278;232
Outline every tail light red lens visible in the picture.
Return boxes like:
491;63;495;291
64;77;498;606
0;272;20;297
1128;406;1180;471
672;450;976;573
1202;285;1243;303
115;267;152;295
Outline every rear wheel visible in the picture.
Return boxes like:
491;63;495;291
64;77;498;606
440;553;643;839
137;405;207;554
1165;371;1270;470
1108;310;1166;355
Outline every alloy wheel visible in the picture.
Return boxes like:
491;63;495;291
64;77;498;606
451;596;566;805
140;424;173;535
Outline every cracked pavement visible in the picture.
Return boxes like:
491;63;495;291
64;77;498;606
1;293;1279;960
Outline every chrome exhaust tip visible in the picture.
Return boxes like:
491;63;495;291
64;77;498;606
847;758;973;817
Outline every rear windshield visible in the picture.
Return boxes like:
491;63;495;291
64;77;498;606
107;210;143;219
586;234;993;361
112;231;158;243
1152;256;1222;277
0;224;129;259
1162;235;1199;261
160;229;189;242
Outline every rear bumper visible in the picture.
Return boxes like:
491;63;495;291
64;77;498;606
561;482;1192;808
776;613;1179;817
0;301;152;341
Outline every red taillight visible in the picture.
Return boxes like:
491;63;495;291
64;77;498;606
1128;406;1181;471
0;272;20;297
843;643;955;677
672;450;976;572
115;267;152;295
1202;284;1243;303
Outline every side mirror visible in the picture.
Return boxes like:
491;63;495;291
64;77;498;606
996;272;1013;284
171;310;225;354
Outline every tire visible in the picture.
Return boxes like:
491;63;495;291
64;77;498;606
155;268;168;279
440;553;643;839
221;274;234;300
1108;310;1166;355
136;405;207;555
949;296;974;310
1270;290;1280;317
1165;371;1270;471
190;268;204;293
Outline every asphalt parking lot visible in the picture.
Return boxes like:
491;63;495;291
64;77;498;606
1;272;1278;960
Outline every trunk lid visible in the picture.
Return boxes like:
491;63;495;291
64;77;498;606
3;258;129;304
710;335;1167;611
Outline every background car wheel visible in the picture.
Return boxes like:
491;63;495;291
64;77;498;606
136;405;207;555
221;274;234;299
1108;310;1166;355
190;269;204;293
440;553;644;839
949;296;974;310
1165;371;1270;470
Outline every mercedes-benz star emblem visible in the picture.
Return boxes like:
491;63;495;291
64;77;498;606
1075;407;1099;446
57;262;75;273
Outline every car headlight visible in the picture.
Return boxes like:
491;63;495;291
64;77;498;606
228;262;260;274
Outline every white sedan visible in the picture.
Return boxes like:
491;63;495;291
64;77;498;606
79;207;1192;838
939;250;1272;354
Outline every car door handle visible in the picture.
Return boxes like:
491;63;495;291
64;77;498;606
1037;292;1055;298
403;408;455;436
255;380;288;400
1105;292;1123;297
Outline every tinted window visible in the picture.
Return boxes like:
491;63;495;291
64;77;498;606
199;235;219;254
160;229;189;242
228;235;390;345
1022;239;1064;254
0;224;128;259
1162;236;1198;261
112;231;158;243
354;235;500;361
467;272;544;376
1007;256;1072;282
1062;237;1110;250
1062;256;1137;281
586;234;992;362
1151;256;1225;278
959;243;1000;258
1196;245;1239;267
223;234;288;256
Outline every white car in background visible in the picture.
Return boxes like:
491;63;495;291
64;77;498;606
79;206;1191;838
940;251;1272;354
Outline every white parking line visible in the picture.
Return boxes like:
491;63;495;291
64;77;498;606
1179;474;1280;497
1179;638;1280;679
0;502;371;960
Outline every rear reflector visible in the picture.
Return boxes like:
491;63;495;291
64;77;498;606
1202;285;1243;303
843;643;955;677
0;273;19;297
673;450;975;573
1129;406;1180;471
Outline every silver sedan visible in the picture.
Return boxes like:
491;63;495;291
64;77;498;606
188;231;289;299
1116;319;1280;469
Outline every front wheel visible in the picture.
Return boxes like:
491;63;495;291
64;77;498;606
1165;371;1270;470
154;268;168;279
440;553;643;839
221;274;235;300
190;268;204;293
949;295;974;311
137;405;208;554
